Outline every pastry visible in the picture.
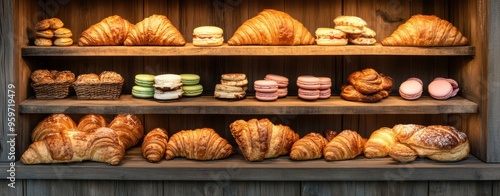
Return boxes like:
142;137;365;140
35;30;54;38
182;84;203;97
228;9;315;46
78;15;133;46
132;85;155;98
297;75;321;90
323;130;338;142
54;38;74;46
31;114;77;142
364;127;397;158
108;114;144;149
324;130;365;161
180;74;201;86
399;78;423;100
54;28;73;38
75;73;100;84
290;132;329;161
214;84;246;99
221;73;248;87
48;18;64;29
31;69;53;84
165;128;232;160
347;68;393;95
99;71;123;83
381;14;468;46
315;28;348;46
193;26;224;46
141;128;169;162
333;16;367;34
340;84;390;103
348;27;377;45
428;77;459;100
35;19;51;31
298;88;320;100
124;14;186;46
34;38;52;46
388;143;418;163
77;114;107;132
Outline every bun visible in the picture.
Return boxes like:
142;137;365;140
165;128;232;160
31;69;75;84
54;38;74;46
333;16;367;34
315;28;348;46
124;14;186;46
54;28;73;38
49;18;64;29
78;15;133;46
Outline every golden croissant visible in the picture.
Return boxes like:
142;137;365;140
21;127;125;165
324;130;365;161
78;15;133;46
108;114;144;149
165;128;232;160
141;128;169;162
31;114;77;142
77;114;107;132
381;14;468;46
230;118;299;161
228;9;315;46
290;132;329;161
364;127;397;158
124;14;186;46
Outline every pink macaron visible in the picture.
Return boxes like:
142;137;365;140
428;78;454;100
298;88;320;100
318;77;332;90
297;75;321;90
399;77;423;100
277;87;288;97
319;88;331;99
256;91;278;101
265;74;289;88
254;80;278;93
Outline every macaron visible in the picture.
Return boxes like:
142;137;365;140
256;91;279;101
264;74;289;88
318;77;332;90
180;74;200;86
193;26;224;47
132;85;154;99
154;74;182;91
319;88;331;99
277;87;288;98
154;88;183;100
298;88;320;100
297;75;321;90
135;74;155;87
428;78;453;100
254;80;278;93
399;78;423;100
182;84;203;97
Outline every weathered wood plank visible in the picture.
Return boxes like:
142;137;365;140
302;181;428;196
25;180;163;196
429;181;493;196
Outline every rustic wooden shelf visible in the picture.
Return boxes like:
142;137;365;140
21;43;475;56
5;148;499;181
19;95;477;114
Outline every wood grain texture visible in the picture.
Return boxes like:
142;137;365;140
25;180;162;196
429;181;493;196
302;181;428;196
486;0;500;162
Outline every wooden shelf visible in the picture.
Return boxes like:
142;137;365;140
19;95;477;115
21;43;475;56
5;148;499;181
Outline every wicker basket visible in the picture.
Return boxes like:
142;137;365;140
31;82;72;99
73;82;123;100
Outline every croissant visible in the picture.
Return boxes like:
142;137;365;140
392;124;470;162
230;118;299;161
228;9;315;46
340;84;390;103
21;127;125;165
290;132;329;161
324;130;365;161
388;143;417;163
381;14;468;46
124;14;186;46
31;114;77;142
364;127;397;158
165;128;232;160
347;68;393;95
108;114;144;149
78;15;133;46
141;128;169;162
77;114;107;132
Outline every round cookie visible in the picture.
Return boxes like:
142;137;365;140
298;88;320;100
256;91;278;101
132;85;154;98
428;79;453;100
180;74;200;86
264;74;289;88
297;75;321;90
254;80;278;93
182;84;203;97
399;78;423;100
54;38;73;46
135;74;155;87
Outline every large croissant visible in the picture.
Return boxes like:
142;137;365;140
228;9;315;46
364;127;397;158
290;132;329;161
324;130;365;161
392;124;470;162
77;114;107;132
21;127;125;165
230;118;299;161
165;128;232;160
141;128;169;162
124;14;186;46
31;114;77;142
108;114;144;149
78;15;133;46
381;14;468;46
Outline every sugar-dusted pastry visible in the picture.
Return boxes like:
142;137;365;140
124;14;186;46
165;128;232;160
78;15;133;46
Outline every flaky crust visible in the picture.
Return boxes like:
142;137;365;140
124;14;186;46
324;130;365;161
364;127;397;158
340;84;390;103
388;143;417;163
165;128;232;160
108;114;144;149
381;14;468;46
77;114;107;132
78;15;133;46
290;132;329;160
347;68;393;95
31;114;77;142
142;128;169;162
228;9;315;46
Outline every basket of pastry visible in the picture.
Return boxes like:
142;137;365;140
73;71;124;100
30;69;75;99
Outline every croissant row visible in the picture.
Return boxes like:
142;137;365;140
78;15;133;46
290;132;329;161
324;130;365;161
141;128;169;162
165;128;232;160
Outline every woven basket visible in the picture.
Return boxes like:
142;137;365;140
74;82;123;100
31;82;72;99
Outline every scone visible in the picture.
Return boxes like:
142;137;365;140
49;18;64;29
35;19;51;31
54;28;73;38
34;38;53;46
35;30;54;39
54;38;74;46
348;27;377;45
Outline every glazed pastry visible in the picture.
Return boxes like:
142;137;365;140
99;71;124;83
78;15;133;46
230;118;299;161
388;143;418;163
31;114;77;142
324;130;365;161
165;128;232;160
381;14;468;46
77;114;107;132
141;128;169;162
364;127;397;158
228;9;315;46
108;114;144;149
347;68;393;95
124;14;186;46
290;132;329;161
21;127;125;165
340;84;390;103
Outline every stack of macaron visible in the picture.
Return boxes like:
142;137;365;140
180;74;203;97
428;77;459;100
297;75;332;100
214;73;248;100
153;74;183;101
132;74;155;99
264;74;289;98
332;16;377;45
254;80;279;101
192;26;224;47
399;78;423;100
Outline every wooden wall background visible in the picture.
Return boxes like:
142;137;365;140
1;0;499;195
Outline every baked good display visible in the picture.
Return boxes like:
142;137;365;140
214;73;248;100
364;127;397;158
428;77;459;100
254;80;279;101
228;9;315;46
180;74;203;97
340;68;393;103
229;118;299;161
399;77;423;100
290;132;329;161
165;128;232;160
141;128;169;162
192;26;224;46
324;130;366;161
124;14;186;46
381;14;468;46
315;28;348;46
78;15;133;46
30;69;75;99
348;27;377;45
153;74;183;100
74;71;124;100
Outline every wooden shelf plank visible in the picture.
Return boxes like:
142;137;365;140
21;43;475;56
5;148;499;181
19;95;477;114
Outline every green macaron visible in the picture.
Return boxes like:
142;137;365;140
132;85;154;98
182;84;203;97
180;74;200;86
135;74;155;87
